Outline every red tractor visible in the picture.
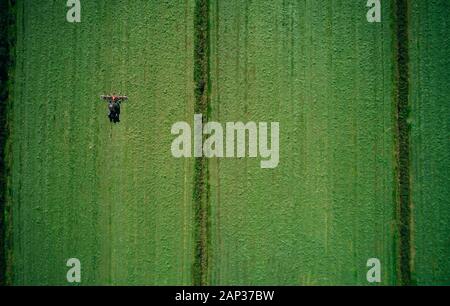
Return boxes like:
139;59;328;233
100;94;128;123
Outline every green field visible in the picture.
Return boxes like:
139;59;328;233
7;0;196;285
207;0;397;285
1;0;449;285
409;0;450;285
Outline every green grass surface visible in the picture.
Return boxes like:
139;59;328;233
2;0;449;286
410;0;450;285
8;0;195;285
207;0;397;285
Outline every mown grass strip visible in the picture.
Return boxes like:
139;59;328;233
394;0;413;286
192;0;210;286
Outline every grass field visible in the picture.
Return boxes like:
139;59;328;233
208;0;397;285
1;0;449;286
409;0;450;285
7;0;196;285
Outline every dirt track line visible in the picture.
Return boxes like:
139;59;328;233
394;0;412;286
192;0;210;286
0;0;8;287
0;0;16;286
